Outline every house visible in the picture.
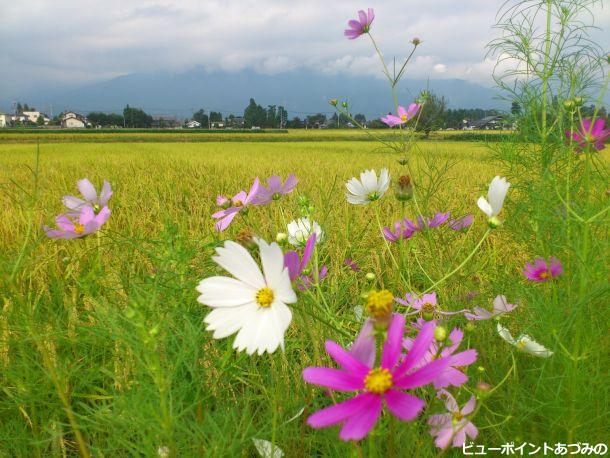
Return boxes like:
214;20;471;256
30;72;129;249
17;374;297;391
61;112;86;128
468;115;505;130
0;113;8;127
22;111;41;123
185;120;201;128
210;121;225;129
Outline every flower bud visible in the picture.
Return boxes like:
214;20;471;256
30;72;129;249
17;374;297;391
297;195;309;206
487;216;502;229
411;37;421;46
236;228;256;249
477;366;485;373
397;157;408;166
329;98;338;106
365;289;394;319
434;326;447;342
573;96;584;106
341;101;348;108
563;99;575;111
365;272;376;282
276;232;288;245
475;381;492;400
395;175;413;202
465;322;476;332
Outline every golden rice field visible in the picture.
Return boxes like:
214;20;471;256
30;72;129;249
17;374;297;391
0;137;606;456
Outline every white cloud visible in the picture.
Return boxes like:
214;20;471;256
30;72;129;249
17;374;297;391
0;0;608;96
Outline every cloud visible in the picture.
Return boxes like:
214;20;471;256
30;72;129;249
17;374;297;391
0;0;608;97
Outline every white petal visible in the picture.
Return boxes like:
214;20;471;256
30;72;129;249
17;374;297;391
493;295;510;313
346;193;368;205
77;178;98;202
252;438;284;458
196;276;256;307
273;269;297;304
63;195;86;211
496;323;516;345
377;168;390;194
346;177;366;198
213;241;265;289
518;335;553;358
488;176;510;215
360;169;377;193
258;239;285;289
204;303;257;338
477;196;493;217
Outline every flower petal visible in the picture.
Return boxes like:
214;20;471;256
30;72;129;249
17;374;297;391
384;389;425;421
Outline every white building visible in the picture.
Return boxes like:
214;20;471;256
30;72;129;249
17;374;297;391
22;111;41;123
61;112;86;128
0;113;8;127
185;120;201;128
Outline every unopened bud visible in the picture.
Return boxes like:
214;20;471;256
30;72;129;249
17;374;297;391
411;37;421;46
341;101;348;108
236;227;256;249
465;322;476;332
477;366;485;373
395;175;413;202
434;326;447;342
276;232;288;245
365;272;376;282
297;195;309;206
329;98;338;106
573;96;584;106
487;216;502;229
397;157;408;166
477;381;491;391
563;100;575;111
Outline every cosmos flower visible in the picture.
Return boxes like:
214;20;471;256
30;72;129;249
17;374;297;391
252;174;298;205
380;104;421;127
428;390;478;449
404;327;477;389
566;118;609;151
396;292;469;319
197;238;296;355
477;176;510;222
283;233;327;290
346;169;390;205
465;295;517;321
303;316;448;441
212;178;260;232
496;323;553;358
286;218;324;247
523;257;563;282
298;265;328;291
344;258;360;272
344;8;374;39
382;212;451;242
44;205;111;239
448;214;474;231
62;178;112;216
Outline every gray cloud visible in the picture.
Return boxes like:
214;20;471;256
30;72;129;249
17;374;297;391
0;0;608;97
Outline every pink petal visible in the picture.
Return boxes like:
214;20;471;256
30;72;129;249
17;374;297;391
395;357;449;389
465;422;478;439
283;174;298;192
394;320;435;379
306;394;368;429
461;396;477;415
452;428;467;447
384;389;425;421
339;393;382;441
284;251;301;281
302;367;363;391
381;314;406;369
349;319;376;367
325;340;370;378
591;118;605;136
99;181;113;206
77;178;97;201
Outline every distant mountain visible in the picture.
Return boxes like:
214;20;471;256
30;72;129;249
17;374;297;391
2;68;506;118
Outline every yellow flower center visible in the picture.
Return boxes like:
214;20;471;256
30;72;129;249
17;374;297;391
452;412;464;424
234;200;243;207
366;290;394;318
539;270;549;279
517;339;527;349
256;287;274;308
73;223;85;235
401;114;408;121
364;368;393;394
422;302;436;314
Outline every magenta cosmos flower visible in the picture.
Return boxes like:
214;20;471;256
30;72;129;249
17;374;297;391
465;295;517;321
344;8;374;39
566;118;609;151
62;178;112;216
284;233;327;290
396;292;469;319
303;315;448;441
252;174;298;205
212;178;260;231
381;104;421;127
428;390;478;449
44;205;111;239
523;257;563;282
382;212;450;243
404;326;477;389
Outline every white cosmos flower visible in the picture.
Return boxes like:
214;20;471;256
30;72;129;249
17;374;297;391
477;176;510;218
346;168;390;205
497;323;553;358
197;239;297;355
286;218;324;247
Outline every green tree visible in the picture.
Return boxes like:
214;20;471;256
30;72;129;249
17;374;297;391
416;92;447;137
123;105;153;128
193;109;209;128
36;115;45;126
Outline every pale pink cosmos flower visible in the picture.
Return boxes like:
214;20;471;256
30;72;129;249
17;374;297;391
344;258;360;272
212;178;260;231
252;174;298;205
448;214;474;231
428;390;478;449
523;257;563;282
344;9;374;39
396;292;469;318
566;118;609;152
404;326;477;389
44;205;111;239
381;104;421;127
303;316;449;441
62;178;112;216
382;212;450;243
465;295;517;321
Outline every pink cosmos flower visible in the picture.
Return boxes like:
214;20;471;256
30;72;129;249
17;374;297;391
344;258;361;272
216;195;230;207
523;257;563;282
344;9;374;40
284;234;327;290
252;174;298;205
44;205;111;239
396;292;469;318
62;178;112;216
303;315;449;441
428;390;478;449
380;104;421;127
212;178;260;231
465;295;517;321
404;327;477;389
448;214;474;231
566;118;609;151
382;212;450;243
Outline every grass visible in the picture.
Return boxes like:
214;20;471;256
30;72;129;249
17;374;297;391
0;137;607;457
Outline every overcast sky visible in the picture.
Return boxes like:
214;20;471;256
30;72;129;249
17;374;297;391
1;0;608;97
